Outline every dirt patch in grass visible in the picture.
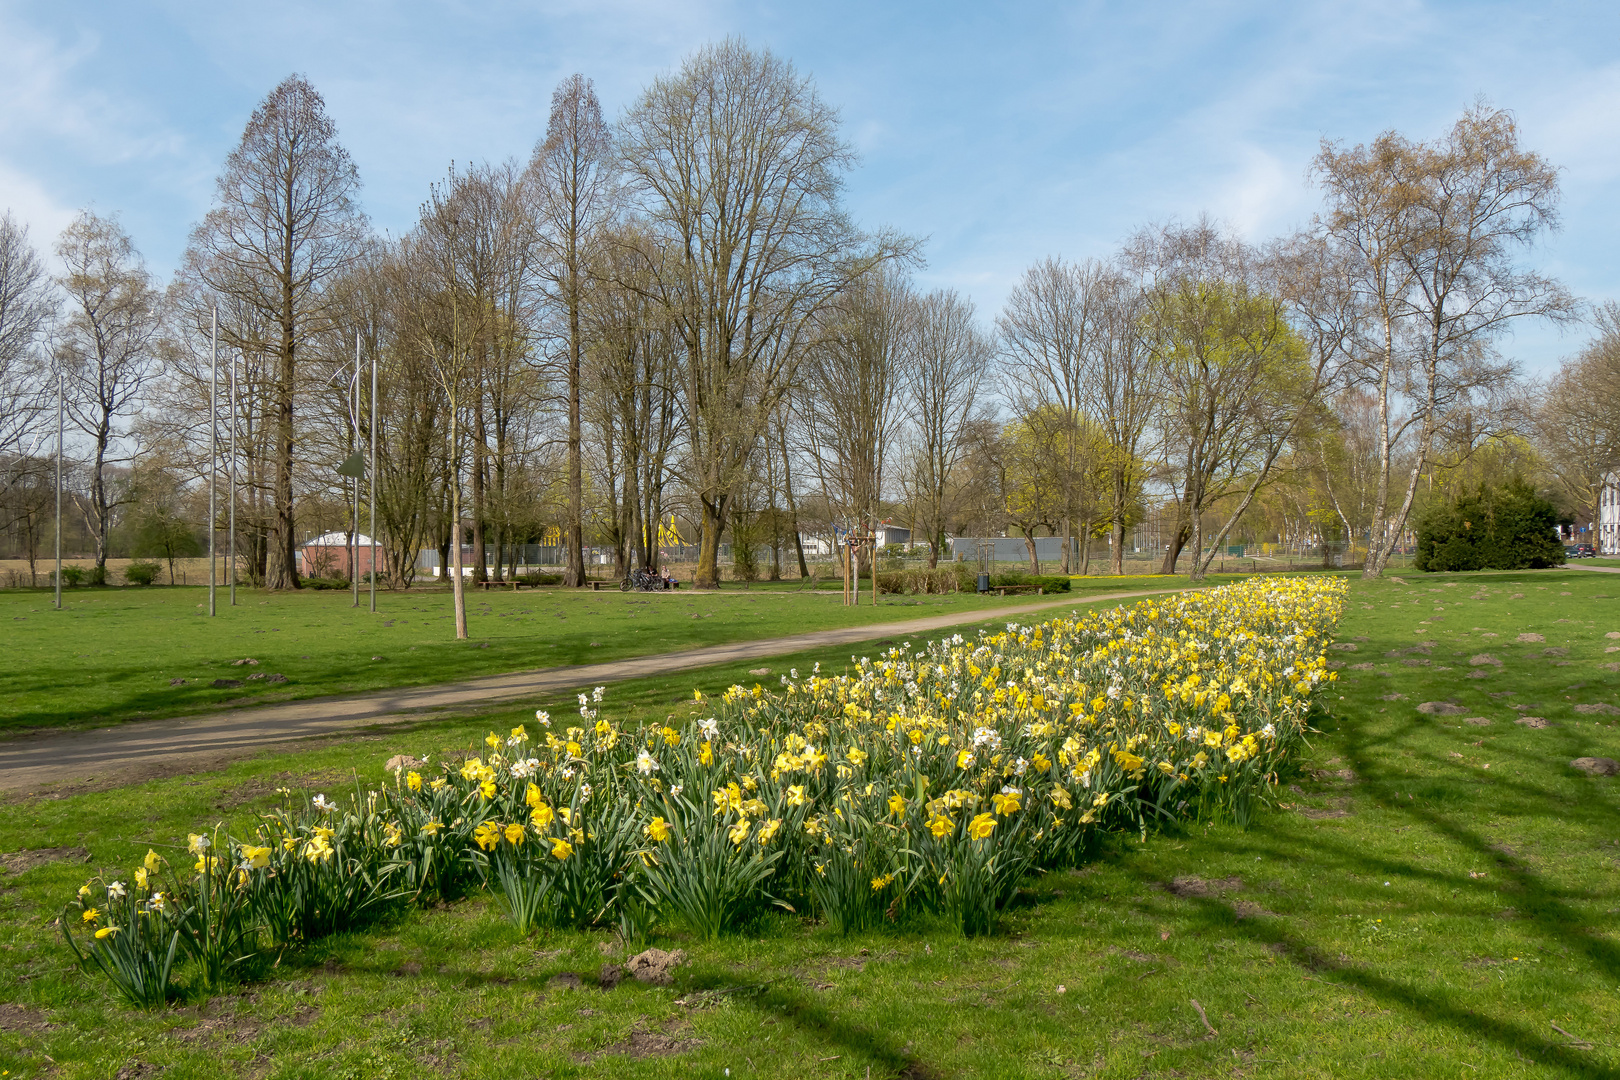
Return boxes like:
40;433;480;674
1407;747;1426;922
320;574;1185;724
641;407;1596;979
577;1020;702;1063
1165;875;1243;898
0;1002;58;1033
0;845;90;874
1301;796;1353;819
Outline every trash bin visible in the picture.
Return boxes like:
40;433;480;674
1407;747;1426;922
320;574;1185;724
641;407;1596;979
977;573;990;593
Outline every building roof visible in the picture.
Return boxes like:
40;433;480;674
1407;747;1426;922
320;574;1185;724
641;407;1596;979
301;532;377;547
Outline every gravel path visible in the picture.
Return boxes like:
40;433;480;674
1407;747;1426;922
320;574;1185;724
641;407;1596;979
0;587;1188;794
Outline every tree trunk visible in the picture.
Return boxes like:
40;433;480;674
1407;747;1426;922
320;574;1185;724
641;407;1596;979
696;496;727;588
266;345;298;589
1159;521;1189;575
1111;520;1125;575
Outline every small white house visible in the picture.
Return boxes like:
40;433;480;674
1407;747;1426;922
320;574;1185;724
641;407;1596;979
1600;471;1620;555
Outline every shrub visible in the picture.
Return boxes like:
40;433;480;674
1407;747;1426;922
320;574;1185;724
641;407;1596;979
1415;478;1564;572
302;577;350;591
989;572;1070;592
124;561;161;587
57;566;86;587
875;567;963;594
517;572;562;586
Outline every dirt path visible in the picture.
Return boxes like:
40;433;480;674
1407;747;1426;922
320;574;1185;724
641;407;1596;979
0;587;1187;795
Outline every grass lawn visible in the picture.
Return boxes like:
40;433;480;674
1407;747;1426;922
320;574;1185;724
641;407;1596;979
2;570;1617;1078
0;576;1197;734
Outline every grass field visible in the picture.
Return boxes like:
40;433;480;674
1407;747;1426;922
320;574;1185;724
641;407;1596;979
2;570;1618;1078
0;578;1190;734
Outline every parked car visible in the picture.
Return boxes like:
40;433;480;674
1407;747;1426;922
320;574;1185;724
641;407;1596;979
1564;544;1594;559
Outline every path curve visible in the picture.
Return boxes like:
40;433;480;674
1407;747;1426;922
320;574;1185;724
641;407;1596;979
0;587;1188;794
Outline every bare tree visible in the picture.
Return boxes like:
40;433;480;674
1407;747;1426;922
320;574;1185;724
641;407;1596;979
530;74;616;588
1315;103;1574;579
618;39;904;588
999;258;1153;574
54;211;163;575
0;212;54;458
903;288;991;567
801;268;911;563
181;75;367;589
1535;302;1620;522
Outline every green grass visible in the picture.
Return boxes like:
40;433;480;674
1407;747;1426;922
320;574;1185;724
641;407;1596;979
0;577;1185;734
4;569;1616;1078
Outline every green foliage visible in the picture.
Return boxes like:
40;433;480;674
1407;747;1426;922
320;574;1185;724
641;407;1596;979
301;577;352;591
875;567;964;594
61;876;182;1008
1415;478;1564;572
122;561;161;586
989;569;1072;592
246;787;407;946
56;566;87;587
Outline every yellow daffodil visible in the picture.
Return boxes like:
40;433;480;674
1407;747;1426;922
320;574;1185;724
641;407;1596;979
967;812;997;840
991;791;1021;816
406;771;423;792
472;821;501;851
94;925;119;940
504;823;526;846
645;817;671;842
549;837;573;861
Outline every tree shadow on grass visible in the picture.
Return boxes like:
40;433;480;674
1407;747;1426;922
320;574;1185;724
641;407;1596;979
1097;708;1620;1077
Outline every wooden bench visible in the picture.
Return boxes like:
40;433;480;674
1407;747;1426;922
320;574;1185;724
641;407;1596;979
475;579;532;590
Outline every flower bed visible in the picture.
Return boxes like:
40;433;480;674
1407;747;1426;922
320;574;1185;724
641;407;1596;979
64;576;1345;1002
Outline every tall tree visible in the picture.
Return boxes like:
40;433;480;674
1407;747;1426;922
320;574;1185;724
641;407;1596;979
1537;302;1620;524
55;211;163;575
801;268;911;563
182;75;367;589
530;74;616;588
1314;103;1574;579
0;211;54;458
618;39;903;588
903;288;992;568
1128;221;1316;581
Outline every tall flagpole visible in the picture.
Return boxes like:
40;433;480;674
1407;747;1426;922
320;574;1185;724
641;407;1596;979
368;331;377;613
352;333;360;608
229;346;237;606
208;306;217;618
54;363;63;610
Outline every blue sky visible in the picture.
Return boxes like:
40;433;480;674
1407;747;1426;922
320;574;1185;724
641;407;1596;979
3;0;1616;372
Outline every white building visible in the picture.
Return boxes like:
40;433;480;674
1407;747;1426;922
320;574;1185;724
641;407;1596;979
1600;471;1620;554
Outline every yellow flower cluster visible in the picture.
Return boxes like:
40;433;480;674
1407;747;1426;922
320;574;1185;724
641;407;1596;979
72;577;1343;947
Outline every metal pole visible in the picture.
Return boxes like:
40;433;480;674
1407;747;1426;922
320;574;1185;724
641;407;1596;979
229;346;237;606
352;333;360;608
54;364;62;610
208;306;217;617
369;330;377;613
